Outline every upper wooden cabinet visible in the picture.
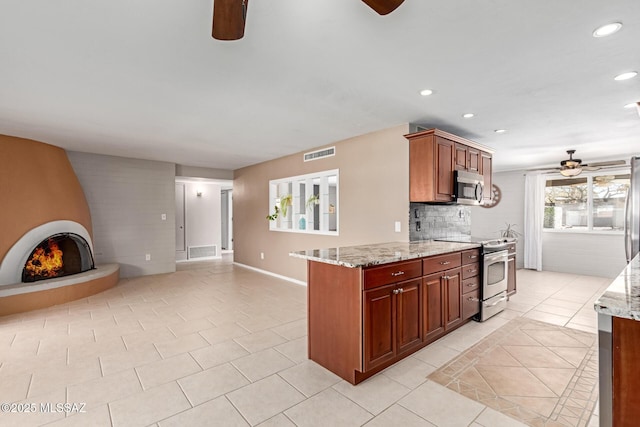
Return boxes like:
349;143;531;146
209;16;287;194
405;128;494;204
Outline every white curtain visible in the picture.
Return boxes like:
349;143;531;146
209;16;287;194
524;172;546;271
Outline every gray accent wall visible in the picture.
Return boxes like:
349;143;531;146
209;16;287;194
68;152;176;278
409;204;471;241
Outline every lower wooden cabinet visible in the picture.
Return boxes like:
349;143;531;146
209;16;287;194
364;279;422;371
423;267;462;343
507;255;517;296
307;249;479;385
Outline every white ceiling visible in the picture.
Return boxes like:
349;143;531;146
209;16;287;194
1;0;639;172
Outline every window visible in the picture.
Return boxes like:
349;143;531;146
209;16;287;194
268;169;339;235
544;171;630;232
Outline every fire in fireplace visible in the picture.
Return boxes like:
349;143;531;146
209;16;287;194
22;233;95;283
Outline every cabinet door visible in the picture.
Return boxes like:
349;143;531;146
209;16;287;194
507;256;517;296
397;279;422;355
468;147;481;173
481;152;492;201
445;268;462;330
364;285;396;370
435;137;455;202
423;273;445;343
455;143;468;171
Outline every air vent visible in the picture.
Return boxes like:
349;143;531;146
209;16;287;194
304;147;335;162
188;245;217;259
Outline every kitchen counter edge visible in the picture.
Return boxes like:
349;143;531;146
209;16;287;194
594;253;640;320
289;240;482;268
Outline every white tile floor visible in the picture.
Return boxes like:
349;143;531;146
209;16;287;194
0;256;610;427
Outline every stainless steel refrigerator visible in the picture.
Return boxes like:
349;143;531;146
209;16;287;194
626;156;640;263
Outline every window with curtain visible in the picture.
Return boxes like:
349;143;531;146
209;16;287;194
544;172;630;232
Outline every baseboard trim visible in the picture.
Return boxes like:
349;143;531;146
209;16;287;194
233;262;307;287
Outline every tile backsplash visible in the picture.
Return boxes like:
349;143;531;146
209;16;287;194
409;203;471;241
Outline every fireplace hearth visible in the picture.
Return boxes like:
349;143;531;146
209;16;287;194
22;233;94;283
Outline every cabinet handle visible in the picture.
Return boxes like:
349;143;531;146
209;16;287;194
468;255;477;259
393;288;404;295
391;271;405;277
466;283;475;287
440;261;451;265
442;275;450;280
467;296;479;302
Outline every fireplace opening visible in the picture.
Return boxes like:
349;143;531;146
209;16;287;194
22;233;95;283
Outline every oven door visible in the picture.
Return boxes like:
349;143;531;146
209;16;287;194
483;249;508;298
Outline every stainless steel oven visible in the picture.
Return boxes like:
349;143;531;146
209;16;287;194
479;248;508;321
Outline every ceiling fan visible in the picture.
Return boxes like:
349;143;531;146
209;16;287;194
212;0;406;41
529;149;626;177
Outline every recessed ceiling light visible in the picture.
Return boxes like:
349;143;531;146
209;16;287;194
593;22;622;37
420;89;433;96
624;102;638;109
614;71;638;81
462;113;474;118
494;129;507;134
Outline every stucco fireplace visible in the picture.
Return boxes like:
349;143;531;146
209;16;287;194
0;134;119;316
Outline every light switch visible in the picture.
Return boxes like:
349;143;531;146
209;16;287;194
145;254;151;261
161;214;167;221
395;221;401;232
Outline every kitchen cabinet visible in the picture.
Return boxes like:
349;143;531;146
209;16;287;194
461;248;481;319
364;278;422;371
422;252;463;343
468;147;481;173
507;242;517;296
304;243;480;384
406;128;494;203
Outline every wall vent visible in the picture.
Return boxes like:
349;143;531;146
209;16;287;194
303;147;335;162
188;245;217;259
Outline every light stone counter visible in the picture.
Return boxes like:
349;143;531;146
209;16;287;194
290;240;481;268
594;253;640;320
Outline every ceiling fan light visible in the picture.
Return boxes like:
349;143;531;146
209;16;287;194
560;166;583;177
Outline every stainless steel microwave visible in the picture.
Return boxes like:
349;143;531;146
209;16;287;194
454;170;484;205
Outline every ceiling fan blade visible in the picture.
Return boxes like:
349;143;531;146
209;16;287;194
212;0;248;41
361;0;405;15
582;160;626;168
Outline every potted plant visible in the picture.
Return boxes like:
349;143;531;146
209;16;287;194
267;194;293;221
306;194;319;212
499;223;521;239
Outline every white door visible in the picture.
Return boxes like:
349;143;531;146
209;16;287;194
175;183;186;252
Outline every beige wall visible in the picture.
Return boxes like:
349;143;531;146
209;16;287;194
233;125;411;282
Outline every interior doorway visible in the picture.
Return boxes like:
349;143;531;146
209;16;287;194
175;178;233;262
221;189;233;251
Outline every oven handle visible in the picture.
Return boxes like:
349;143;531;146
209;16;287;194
483;249;508;263
484;295;508;307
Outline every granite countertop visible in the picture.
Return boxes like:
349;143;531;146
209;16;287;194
289;240;481;268
594;254;640;320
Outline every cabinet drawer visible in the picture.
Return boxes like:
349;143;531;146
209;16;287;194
423;253;461;274
363;260;422;290
462;276;479;294
462;289;480;320
462;262;479;280
461;249;480;265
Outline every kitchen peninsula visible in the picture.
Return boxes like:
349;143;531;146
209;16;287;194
595;254;640;427
291;240;481;384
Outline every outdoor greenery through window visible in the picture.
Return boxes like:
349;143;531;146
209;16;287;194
268;169;339;235
544;172;630;232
